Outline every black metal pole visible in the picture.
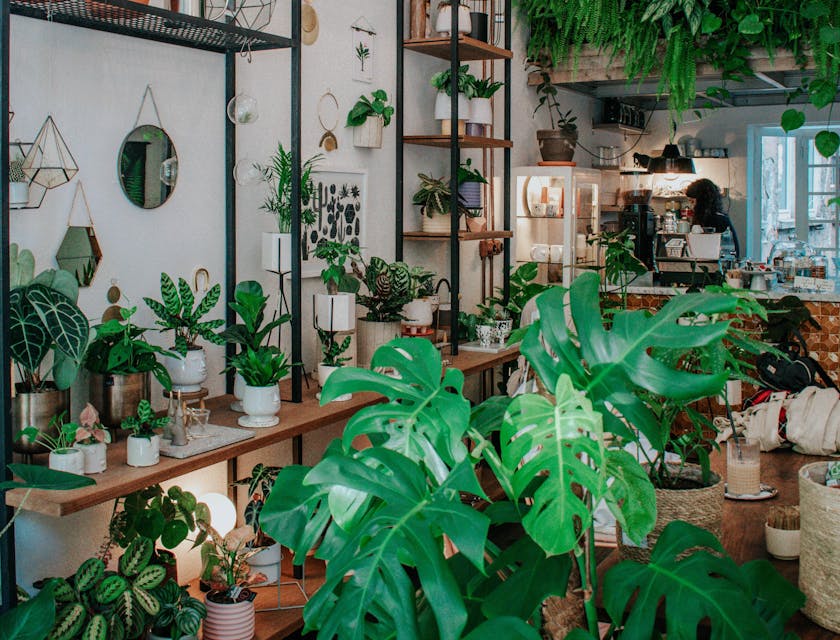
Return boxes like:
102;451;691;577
449;5;460;355
290;0;302;403
395;1;404;262
0;0;16;614
503;0;511;303
224;50;236;395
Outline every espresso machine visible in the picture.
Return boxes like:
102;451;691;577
618;170;655;270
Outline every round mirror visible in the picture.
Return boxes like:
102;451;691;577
118;125;178;209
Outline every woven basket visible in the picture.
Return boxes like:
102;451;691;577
541;559;585;640
616;464;723;564
799;462;840;633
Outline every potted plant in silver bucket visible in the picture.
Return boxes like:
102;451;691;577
143;272;226;393
532;66;578;162
259;143;322;273
8;244;89;456
346;89;395;149
85;305;174;430
232;463;283;585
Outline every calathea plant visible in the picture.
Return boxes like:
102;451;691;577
121;399;169;439
352;256;413;322
149;580;207;640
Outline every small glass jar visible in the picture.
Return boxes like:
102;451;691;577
812;255;827;280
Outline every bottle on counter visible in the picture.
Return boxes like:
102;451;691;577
812;255;827;280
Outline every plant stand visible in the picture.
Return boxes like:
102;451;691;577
254;548;311;612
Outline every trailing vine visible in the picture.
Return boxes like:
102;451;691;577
518;0;840;157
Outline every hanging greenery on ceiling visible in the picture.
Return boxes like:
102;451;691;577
517;0;840;157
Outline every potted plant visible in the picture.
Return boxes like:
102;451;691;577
143;272;226;392
9;153;29;209
352;256;414;367
231;463;283;584
431;64;475;135
467;77;503;135
412;172;468;233
85;305;174;429
149;580;207;640
346;89;395;149
259;143;322;272
261;330;802;640
73;403;111;474
532;66;578;162
457;157;486;211
196;522;264;640
312;240;361;332
17;412;85;475
121;399;168;467
435;0;471;37
316;328;353;402
8;244;89;455
227;344;290;428
402;266;436;332
222;280;290;412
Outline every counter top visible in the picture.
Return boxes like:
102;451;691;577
625;284;840;303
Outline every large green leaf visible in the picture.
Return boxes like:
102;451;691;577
0;463;95;491
501;374;606;555
603;521;801;640
27;284;90;366
603;450;656;546
461;617;541;640
8;288;51;375
0;582;56;640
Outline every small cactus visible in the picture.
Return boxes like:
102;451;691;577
9;157;26;183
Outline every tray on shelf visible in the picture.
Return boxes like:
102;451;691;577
459;341;520;354
160;423;254;459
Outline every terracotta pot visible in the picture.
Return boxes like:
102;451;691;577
11;385;70;455
89;371;150;430
466;216;487;233
203;593;255;640
49;448;85;475
356;320;401;368
537;129;578;162
164;347;207;393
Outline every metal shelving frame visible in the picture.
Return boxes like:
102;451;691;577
0;0;302;612
396;1;512;353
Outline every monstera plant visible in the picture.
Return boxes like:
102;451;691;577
260;277;802;640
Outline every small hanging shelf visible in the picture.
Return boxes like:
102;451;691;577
22;115;79;189
56;182;102;287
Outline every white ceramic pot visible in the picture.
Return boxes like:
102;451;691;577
261;231;292;273
248;543;282;586
717;378;742;406
765;523;800;560
318;363;352;402
422;211;453;233
9;182;29;209
353;115;384;148
78;441;107;474
127;434;160;467
435;4;471;36
314;293;356;332
203;594;255;640
239;384;281;428
164;347;207;392
402;298;433;327
434;91;471;121
356;319;402;368
49;448;85;475
469;97;493;125
231;373;246;412
476;324;495;348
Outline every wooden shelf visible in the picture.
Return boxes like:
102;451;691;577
403;135;512;149
404;36;512;61
6;350;517;517
591;123;648;135
403;230;513;241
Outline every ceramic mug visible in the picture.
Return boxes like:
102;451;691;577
530;244;550;263
677;220;691;233
550;244;563;264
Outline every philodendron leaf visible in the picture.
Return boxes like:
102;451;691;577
603;521;800;640
0;463;94;491
501;374;606;555
809;78;838;110
27;284;90;366
700;11;722;33
815;130;840;159
780;109;805;133
8;288;51;375
0;581;56;640
738;14;763;34
740;559;806;636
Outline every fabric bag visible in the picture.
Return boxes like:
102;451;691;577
757;334;837;393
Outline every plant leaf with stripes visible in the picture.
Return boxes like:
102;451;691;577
27;284;89;365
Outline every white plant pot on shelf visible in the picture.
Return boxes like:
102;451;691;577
203;595;255;640
239;384;281;428
434;91;471;121
231;373;246;412
78;441;107;474
469;97;493;125
314;293;356;332
261;231;292;273
49;448;84;475
248;543;282;586
435;4;471;36
353;115;384;148
356;320;402;368
9;182;29;209
164;347;207;392
402;298;433;327
422;212;452;233
126;434;160;467
318;363;352;402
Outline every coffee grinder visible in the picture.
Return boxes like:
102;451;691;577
618;170;655;269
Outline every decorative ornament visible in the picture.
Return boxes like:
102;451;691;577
351;17;376;83
301;0;319;46
22;115;79;189
317;91;339;152
56;182;102;287
226;93;259;125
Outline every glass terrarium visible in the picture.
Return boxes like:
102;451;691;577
765;240;817;283
620;170;652;206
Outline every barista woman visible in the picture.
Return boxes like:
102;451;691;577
685;178;740;259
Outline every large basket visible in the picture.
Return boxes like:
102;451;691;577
617;464;723;564
799;462;840;633
541;559;585;640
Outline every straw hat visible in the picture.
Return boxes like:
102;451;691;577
302;1;319;46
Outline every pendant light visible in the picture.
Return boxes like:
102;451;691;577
632;119;696;174
22;115;79;189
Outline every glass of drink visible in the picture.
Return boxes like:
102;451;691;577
727;437;760;496
187;408;211;439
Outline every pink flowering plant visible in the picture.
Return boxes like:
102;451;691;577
197;522;266;602
74;403;112;445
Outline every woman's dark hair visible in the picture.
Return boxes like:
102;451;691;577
685;178;723;226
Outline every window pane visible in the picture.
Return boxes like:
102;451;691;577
808;194;838;221
808;221;837;251
808;163;838;196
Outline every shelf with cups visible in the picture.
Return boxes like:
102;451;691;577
404;35;512;61
403;134;512;149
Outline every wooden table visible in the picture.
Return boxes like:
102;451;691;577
598;449;836;639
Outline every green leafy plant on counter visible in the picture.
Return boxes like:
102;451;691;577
588;229;648;314
227;344;290;387
430;64;477;98
313;241;361;295
317;328;352;368
518;0;840;157
346;90;394;128
412;173;469;218
121;399;170;440
149;579;207;640
352;256;414;322
259;143;323;233
232;463;283;549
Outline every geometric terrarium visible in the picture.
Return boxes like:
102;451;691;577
56;226;102;287
206;0;277;31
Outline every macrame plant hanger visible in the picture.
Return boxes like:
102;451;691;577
56;181;102;287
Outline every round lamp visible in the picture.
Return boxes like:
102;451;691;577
199;492;237;536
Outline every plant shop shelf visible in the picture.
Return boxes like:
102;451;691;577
591;123;649;136
404;230;513;241
403;135;513;149
9;0;292;53
5;350;517;517
404;35;512;61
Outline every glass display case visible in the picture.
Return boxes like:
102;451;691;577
512;166;601;286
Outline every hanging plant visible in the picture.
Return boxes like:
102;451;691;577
517;0;840;157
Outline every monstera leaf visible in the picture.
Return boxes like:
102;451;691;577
522;272;739;448
603;521;805;640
